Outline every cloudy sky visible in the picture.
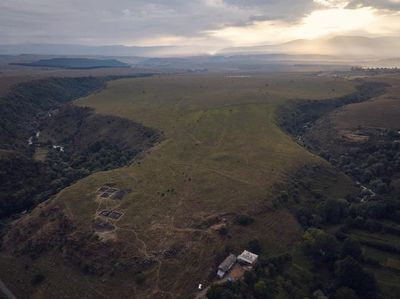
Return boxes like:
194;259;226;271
1;0;400;52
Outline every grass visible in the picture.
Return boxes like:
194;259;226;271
1;72;357;298
329;75;400;130
347;227;400;298
350;229;400;246
363;246;400;266
33;148;48;161
365;265;400;299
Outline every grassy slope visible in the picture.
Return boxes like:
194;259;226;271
329;75;400;131
1;73;356;298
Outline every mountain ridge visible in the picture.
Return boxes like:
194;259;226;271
1;36;400;58
218;36;400;58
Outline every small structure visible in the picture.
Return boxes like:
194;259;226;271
108;211;123;220
52;145;65;152
99;210;111;217
237;250;258;266
98;210;123;220
96;186;121;199
217;254;237;278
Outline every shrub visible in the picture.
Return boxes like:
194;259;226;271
234;214;254;226
218;226;229;236
302;228;339;265
247;239;262;254
334;257;378;299
341;239;363;261
31;273;45;285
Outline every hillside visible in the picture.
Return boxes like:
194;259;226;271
0;73;359;298
0;75;160;221
11;58;130;69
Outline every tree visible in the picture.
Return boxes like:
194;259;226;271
335;257;378;299
254;280;270;299
254;279;276;299
341;239;363;261
248;239;262;254
207;282;242;299
234;214;254;226
302;228;339;265
279;191;289;202
244;270;257;285
318;198;349;224
335;287;360;299
207;287;238;299
254;280;267;294
31;273;45;285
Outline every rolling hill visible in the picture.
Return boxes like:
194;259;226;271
11;58;130;69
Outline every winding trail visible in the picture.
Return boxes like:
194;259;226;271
0;278;16;299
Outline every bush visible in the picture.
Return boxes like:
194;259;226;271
244;270;257;285
234;214;254;226
254;280;268;297
334;257;378;299
335;287;360;299
317;198;349;224
247;239;262;254
302;228;339;265
134;272;146;285
341;239;363;261
31;273;45;285
279;191;289;202
218;226;229;236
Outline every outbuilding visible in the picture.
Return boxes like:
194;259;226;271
217;254;237;278
237;250;258;266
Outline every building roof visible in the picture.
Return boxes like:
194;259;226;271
217;270;225;278
218;254;237;272
237;250;258;265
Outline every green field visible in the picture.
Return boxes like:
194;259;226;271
1;73;357;298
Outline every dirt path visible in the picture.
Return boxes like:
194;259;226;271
116;226;150;257
173;161;256;186
0;278;16;299
194;276;230;299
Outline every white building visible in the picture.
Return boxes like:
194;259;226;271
237;250;258;266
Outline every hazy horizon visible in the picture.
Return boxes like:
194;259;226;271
1;0;400;56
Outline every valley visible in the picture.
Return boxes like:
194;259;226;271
2;1;400;298
0;70;399;299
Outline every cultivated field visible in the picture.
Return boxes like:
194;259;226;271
0;72;357;298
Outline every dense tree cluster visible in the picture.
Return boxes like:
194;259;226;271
333;131;400;194
0;76;160;221
0;77;106;151
0;151;51;218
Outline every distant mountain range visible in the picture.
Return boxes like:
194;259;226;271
1;36;400;70
0;36;399;59
0;43;193;57
219;36;400;58
11;57;130;69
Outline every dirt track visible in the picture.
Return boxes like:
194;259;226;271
0;278;16;299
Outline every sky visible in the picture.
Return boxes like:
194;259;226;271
1;0;400;53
